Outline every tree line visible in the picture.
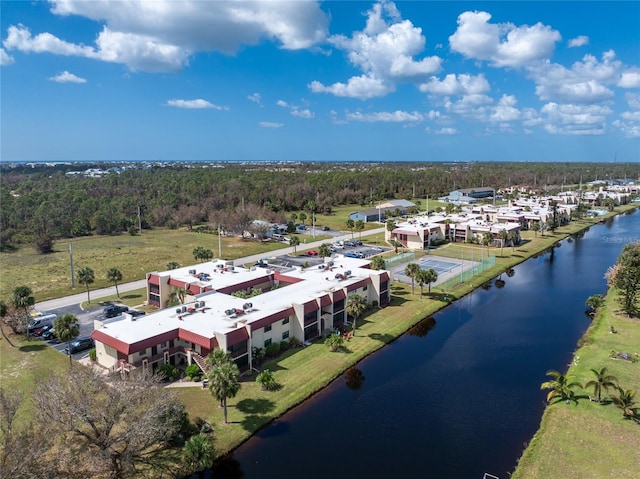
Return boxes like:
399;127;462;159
2;161;637;251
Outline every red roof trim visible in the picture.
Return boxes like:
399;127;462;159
251;309;293;331
333;289;346;301
147;274;160;286
347;279;369;292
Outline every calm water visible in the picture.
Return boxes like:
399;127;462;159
207;210;639;479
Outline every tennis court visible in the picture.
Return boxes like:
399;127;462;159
419;258;460;274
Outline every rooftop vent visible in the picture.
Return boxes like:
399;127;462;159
189;269;196;275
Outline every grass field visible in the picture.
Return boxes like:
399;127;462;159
511;289;640;478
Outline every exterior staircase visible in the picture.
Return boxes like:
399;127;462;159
191;351;209;374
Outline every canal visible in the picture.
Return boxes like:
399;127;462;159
209;209;639;479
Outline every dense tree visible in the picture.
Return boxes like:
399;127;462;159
106;267;123;298
417;268;438;294
346;294;367;337
54;313;80;367
33;368;186;478
585;294;605;313
77;266;95;303
605;241;640;316
370;255;386;270
318;243;332;258
183;433;215;475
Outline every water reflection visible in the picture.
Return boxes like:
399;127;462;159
344;367;365;390
406;316;436;337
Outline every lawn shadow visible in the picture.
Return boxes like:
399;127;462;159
121;293;143;300
236;397;276;415
243;417;290;436
368;332;395;344
19;343;47;352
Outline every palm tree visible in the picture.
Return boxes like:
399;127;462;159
11;285;34;339
298;212;307;226
106;267;123;298
585;367;618;403
540;369;583;404
318;243;332;258
77;266;95;303
404;263;420;294
346;294;367;337
289;235;300;254
482;232;492;258
420;268;438;294
508;231;518;251
386;219;396;232
498;229;509;256
611;387;637;419
183;433;215;474
390;240;402;254
346;219;355;238
208;361;241;424
355;220;365;239
54;313;80;367
370;255;386;270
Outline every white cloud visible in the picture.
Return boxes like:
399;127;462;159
540;102;612;135
291;109;314;119
0;48;14;65
276;100;289;108
346;110;424;123
309;75;393;100
166;99;226;110
310;1;441;99
419;73;490;96
435;127;458;135
619;71;640;88
449;11;561;68
613;92;640;138
49;70;86;83
259;121;283;128
247;92;262;106
4;1;329;72
568;35;589;48
490;94;521;122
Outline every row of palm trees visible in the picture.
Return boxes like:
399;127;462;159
540;367;637;419
75;266;124;303
404;263;438;296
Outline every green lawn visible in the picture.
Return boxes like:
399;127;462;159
512;289;640;478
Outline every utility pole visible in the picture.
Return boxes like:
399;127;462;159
218;224;222;259
137;206;142;234
69;242;75;288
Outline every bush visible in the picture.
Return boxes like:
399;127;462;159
34;236;55;254
185;364;201;378
265;342;281;357
158;363;178;382
288;337;302;348
279;340;290;351
88;348;97;361
256;369;279;391
192;375;201;382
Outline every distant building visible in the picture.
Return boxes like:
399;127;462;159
439;187;495;204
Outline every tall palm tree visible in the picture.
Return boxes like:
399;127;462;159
370;255;386;271
498;229;509;256
346;219;355;238
77;266;95;303
540;369;583;404
54;313;80;367
208;361;241;424
404;263;420;294
12;285;35;339
585;367;618;403
419;268;438;294
346;294;367;337
106;267;123;298
318;243;332;258
289;236;300;254
611;387;637;419
482;232;492;258
355;220;365;239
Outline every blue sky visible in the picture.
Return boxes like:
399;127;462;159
1;0;639;163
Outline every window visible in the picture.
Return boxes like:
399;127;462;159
282;318;290;325
265;325;272;332
264;339;272;347
151;346;157;356
362;285;368;291
282;331;290;340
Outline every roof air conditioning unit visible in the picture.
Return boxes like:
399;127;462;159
228;265;235;271
175;308;182;314
181;306;187;313
345;270;352;277
189;269;196;274
243;302;253;311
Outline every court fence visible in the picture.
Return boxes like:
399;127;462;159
438;255;496;292
384;251;416;269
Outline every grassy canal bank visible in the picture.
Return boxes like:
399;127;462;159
511;284;640;478
176;204;639;459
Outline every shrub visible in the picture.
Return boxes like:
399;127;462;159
265;342;281;357
185;364;201;378
192;375;201;382
279;340;290;351
324;333;344;352
252;347;265;364
88;348;97;361
256;369;279;391
158;363;178;382
288;337;302;348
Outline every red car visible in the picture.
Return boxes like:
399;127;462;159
306;250;318;256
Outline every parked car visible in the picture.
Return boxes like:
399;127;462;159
42;328;56;341
103;305;129;318
306;250;318;256
129;310;146;318
345;252;360;258
64;337;94;354
322;226;330;231
27;314;57;333
344;241;356;247
33;324;53;337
